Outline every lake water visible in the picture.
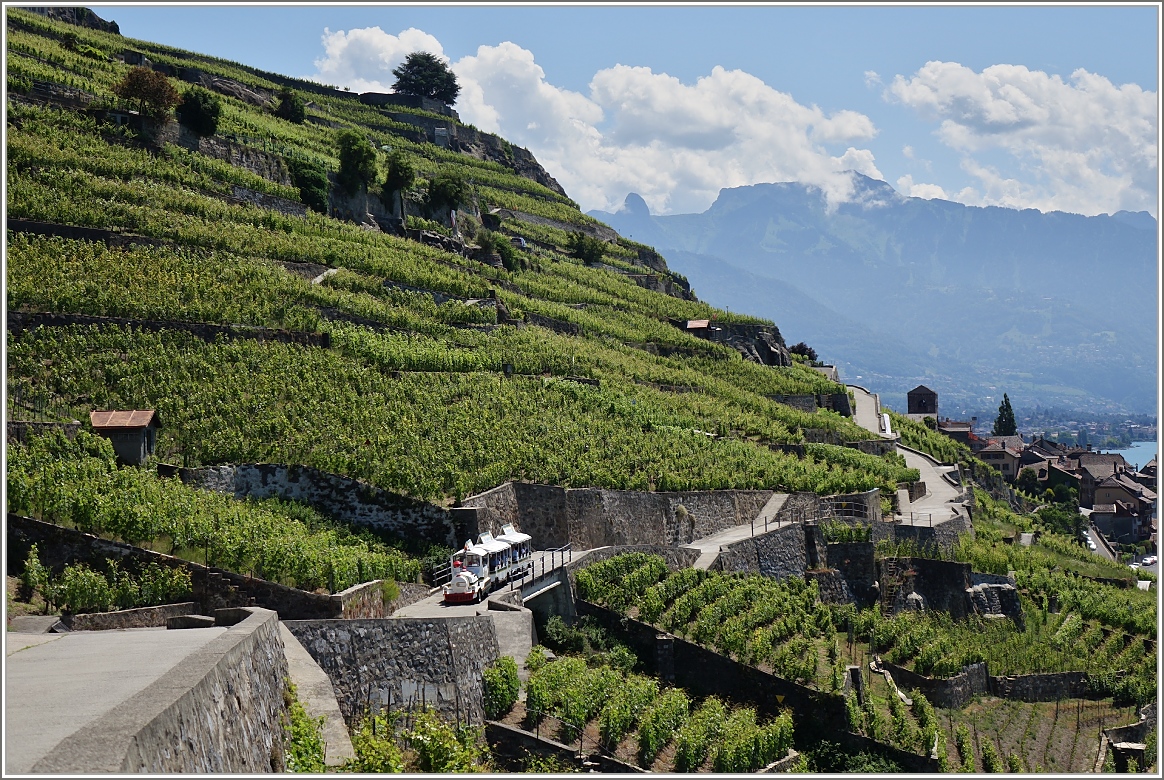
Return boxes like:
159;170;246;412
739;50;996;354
1099;440;1158;472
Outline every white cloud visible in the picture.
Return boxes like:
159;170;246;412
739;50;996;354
902;144;914;159
463;55;882;214
309;29;885;214
312;27;446;94
889;61;1158;216
896;174;948;201
864;70;882;88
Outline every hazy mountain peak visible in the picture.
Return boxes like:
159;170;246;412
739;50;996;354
1110;210;1158;231
618;192;651;217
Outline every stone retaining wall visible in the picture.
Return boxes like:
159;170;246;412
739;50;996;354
64;602;201;631
228;184;307;217
6;420;82;443
987;670;1093;702
32;607;287;773
6;218;169;249
881;660;989;709
806;569;851;604
826;542;876;607
7;311;329;348
179;464;465;547
460;482;775;550
283;616;500;725
714;523;806;579
484;721;645;773
6;514;398;620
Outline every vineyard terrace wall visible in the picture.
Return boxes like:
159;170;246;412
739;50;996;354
6;514;406;619
7;311;331;348
460;482;776;549
574;599;939;770
282;616;500;726
177;464;470;548
30;607;288;774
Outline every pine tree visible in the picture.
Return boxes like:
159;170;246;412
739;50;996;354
992;393;1017;436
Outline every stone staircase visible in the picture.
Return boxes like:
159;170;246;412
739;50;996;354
198;570;256;611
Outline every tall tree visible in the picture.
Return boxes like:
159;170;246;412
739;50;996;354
335;129;377;196
392;52;459;105
992;393;1017;437
112;66;180;119
381;150;416;217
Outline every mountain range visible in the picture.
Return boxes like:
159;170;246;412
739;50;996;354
591;175;1159;418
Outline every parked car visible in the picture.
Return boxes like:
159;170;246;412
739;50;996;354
1142;555;1157;566
1087;540;1097;551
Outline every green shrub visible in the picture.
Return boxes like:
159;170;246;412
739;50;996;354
345;711;405;773
403;708;490;772
980;737;1003;772
483;656;520;720
283;683;327;773
275;86;306;124
955;725;975;772
287;157;329;214
175;86;222;137
524;645;547;672
336;129;377;195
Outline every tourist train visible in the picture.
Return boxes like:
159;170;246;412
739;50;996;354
442;524;533;604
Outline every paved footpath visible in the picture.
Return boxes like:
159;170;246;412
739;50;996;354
4;626;225;775
847;384;965;524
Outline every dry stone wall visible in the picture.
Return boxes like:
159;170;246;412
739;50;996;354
715;523;806;579
881;660;989;710
7;311;329;348
826;542;876;606
7;514;389;619
283;616;500;725
460;482;775;550
179;464;466;547
63;602;201;631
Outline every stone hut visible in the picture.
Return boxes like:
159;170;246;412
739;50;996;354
907;385;938;417
89;410;160;465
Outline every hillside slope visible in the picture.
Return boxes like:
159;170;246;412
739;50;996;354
5;8;918;510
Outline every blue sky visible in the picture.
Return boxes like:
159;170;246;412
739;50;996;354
90;4;1160;217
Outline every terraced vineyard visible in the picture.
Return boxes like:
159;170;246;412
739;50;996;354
6;7;917;510
575;552;1157;706
507;648;795;772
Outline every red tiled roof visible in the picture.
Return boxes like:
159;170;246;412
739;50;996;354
89;410;159;429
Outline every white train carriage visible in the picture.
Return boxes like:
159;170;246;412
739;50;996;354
497;524;533;579
442;526;533;604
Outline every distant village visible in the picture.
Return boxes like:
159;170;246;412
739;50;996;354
905;385;1158;555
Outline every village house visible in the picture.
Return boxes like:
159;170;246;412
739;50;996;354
1090;501;1145;543
978;436;1025;479
1069;452;1130;507
89;410;161;466
936;418;973;445
1094;472;1157;518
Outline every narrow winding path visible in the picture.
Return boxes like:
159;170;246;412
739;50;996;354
847;385;966;523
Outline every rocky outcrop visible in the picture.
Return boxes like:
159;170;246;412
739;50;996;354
454;126;567;197
24;6;120;33
670;320;791;367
